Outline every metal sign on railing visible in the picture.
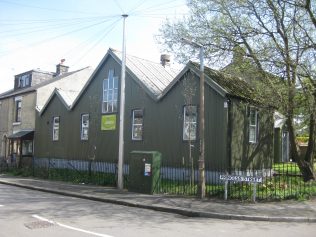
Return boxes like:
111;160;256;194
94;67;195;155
220;174;263;202
219;174;263;183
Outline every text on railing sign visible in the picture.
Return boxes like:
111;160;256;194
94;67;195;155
220;174;263;183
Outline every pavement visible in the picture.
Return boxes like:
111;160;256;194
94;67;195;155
0;175;315;223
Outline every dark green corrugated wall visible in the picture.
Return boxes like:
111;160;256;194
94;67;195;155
35;56;273;169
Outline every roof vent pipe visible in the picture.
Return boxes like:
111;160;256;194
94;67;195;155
160;54;170;67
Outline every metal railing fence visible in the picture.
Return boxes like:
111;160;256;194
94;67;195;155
1;157;315;201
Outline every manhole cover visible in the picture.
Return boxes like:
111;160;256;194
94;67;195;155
24;220;55;230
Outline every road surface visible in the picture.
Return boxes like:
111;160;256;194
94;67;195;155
0;184;314;237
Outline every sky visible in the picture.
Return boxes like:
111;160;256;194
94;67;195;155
0;0;188;94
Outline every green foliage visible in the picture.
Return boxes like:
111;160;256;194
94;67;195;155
273;163;301;174
296;136;309;144
31;167;117;186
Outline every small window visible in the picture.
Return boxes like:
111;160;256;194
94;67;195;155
81;114;89;140
22;140;33;156
14;97;22;123
102;69;118;113
52;116;60;141
132;109;143;140
18;74;30;88
183;105;197;141
15;100;22;122
249;107;258;143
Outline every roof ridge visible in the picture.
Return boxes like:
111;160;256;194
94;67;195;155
110;48;164;66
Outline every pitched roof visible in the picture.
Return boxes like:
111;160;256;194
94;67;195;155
41;48;262;116
37;67;93;112
70;48;181;108
0;68;88;100
110;48;180;100
38;67;94;114
200;63;258;102
163;61;262;104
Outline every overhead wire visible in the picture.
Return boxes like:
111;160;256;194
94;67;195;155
0;16;122;56
0;0;104;15
126;0;148;15
70;17;122;67
0;15;115;26
0;0;188;66
112;0;125;14
129;0;185;16
0;17;115;37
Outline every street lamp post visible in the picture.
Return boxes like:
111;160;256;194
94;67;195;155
117;14;128;190
181;38;206;199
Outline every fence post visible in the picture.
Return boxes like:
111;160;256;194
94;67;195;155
224;180;228;200
252;182;257;203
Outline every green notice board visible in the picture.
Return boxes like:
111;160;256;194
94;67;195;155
101;114;116;130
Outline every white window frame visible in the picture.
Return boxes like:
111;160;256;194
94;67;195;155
102;69;118;113
183;105;197;141
52;116;60;141
132;109;143;140
81;114;89;141
249;107;258;143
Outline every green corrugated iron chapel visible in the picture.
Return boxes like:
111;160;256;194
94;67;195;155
34;48;274;170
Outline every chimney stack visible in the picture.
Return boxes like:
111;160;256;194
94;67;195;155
55;59;69;76
160;54;170;67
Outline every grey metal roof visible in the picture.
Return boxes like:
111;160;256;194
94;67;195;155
0;69;83;100
38;67;94;114
37;67;93;112
111;49;180;100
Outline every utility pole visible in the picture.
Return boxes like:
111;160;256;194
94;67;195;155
117;14;128;190
181;38;206;198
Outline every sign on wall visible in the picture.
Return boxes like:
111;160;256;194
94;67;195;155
101;114;116;130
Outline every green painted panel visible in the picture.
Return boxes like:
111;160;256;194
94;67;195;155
101;115;116;130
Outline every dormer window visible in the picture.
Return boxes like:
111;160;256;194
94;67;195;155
18;74;30;88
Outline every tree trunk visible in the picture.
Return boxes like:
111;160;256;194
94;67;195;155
288;117;316;182
297;160;315;182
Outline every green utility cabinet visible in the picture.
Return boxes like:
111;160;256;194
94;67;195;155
129;151;161;194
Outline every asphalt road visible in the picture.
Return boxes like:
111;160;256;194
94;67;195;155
0;184;315;237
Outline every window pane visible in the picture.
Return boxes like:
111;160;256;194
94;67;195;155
103;90;108;102
114;77;118;88
102;102;108;113
102;70;118;114
114;90;118;101
183;106;197;141
81;114;89;140
109;77;113;88
53;117;60;141
108;103;113;113
249;107;258;143
108;90;113;101
112;101;117;112
16;100;22;122
249;127;256;142
132;110;143;140
250;110;256;125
